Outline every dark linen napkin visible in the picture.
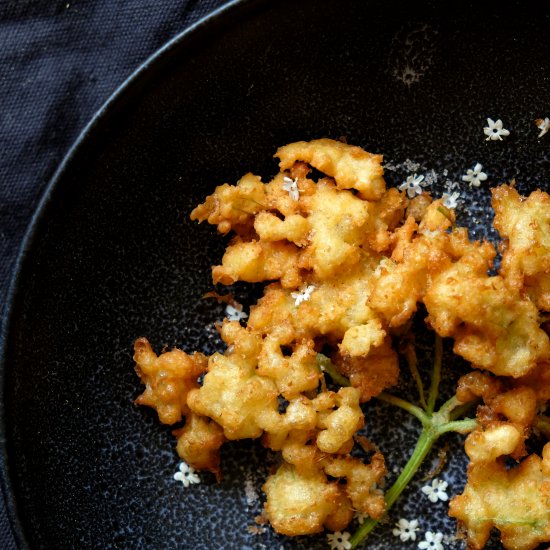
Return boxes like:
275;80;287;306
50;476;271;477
0;1;229;546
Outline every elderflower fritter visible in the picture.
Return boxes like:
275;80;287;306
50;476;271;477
449;443;550;550
134;138;550;549
461;163;488;187
483;118;510;141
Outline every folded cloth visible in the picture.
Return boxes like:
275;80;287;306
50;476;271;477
0;1;228;547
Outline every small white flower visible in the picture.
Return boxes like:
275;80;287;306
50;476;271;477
225;303;247;322
483;118;510;141
290;284;315;306
392;518;419;542
354;511;367;525
421;478;449;503
399;173;427;198
283;176;300;201
535;117;550;138
461;163;488;187
374;257;393;277
441;192;460;210
173;462;200;487
327;531;352;550
418;530;445;550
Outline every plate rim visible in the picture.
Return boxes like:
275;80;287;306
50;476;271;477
0;0;275;546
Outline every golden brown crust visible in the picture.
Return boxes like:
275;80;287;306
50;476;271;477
173;413;225;479
133;140;550;544
425;263;549;377
332;338;399;402
133;337;207;425
493;184;550;311
262;462;353;536
276;138;386;200
449;443;550;550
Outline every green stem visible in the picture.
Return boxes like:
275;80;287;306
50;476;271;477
436;418;478;436
403;342;428;411
427;335;442;413
437;206;456;228
351;386;478;547
346;329;482;548
316;354;351;387
449;399;479;421
349;427;438;548
376;393;430;427
437;395;461;418
383;429;436;508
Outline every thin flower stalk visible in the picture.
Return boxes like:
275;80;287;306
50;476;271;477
349;336;479;548
403;340;428;411
316;353;351;388
376;392;430;427
315;345;479;549
426;335;442;414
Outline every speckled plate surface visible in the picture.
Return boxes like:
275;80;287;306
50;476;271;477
2;0;550;548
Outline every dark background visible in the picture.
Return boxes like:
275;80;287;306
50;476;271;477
2;1;550;548
0;1;229;547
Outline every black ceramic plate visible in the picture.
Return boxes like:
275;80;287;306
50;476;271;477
2;0;550;548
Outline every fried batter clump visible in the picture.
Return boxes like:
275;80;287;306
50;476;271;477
173;413;225;477
449;442;550;550
262;462;353;535
276;138;386;200
453;367;550;548
263;449;386;535
425;262;549;377
133;338;225;477
133;138;550;543
331;341;399;402
136;139;402;536
457;370;542;459
263;427;386;535
493;184;550;310
133;337;207;425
